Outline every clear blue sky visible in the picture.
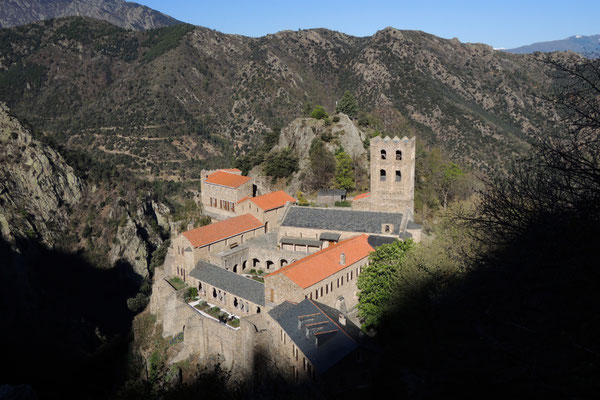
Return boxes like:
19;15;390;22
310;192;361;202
135;0;600;49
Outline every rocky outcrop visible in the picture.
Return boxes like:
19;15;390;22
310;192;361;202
273;114;368;191
0;102;83;245
0;0;180;30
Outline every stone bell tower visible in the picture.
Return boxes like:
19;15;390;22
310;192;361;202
368;135;415;215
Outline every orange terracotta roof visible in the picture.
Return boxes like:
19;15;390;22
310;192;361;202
204;170;251;188
265;234;374;288
353;192;370;200
237;196;251;204
242;190;296;211
182;214;263;248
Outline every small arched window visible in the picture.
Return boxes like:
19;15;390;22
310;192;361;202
385;225;390;233
396;150;402;160
395;170;401;182
381;149;387;160
380;169;386;181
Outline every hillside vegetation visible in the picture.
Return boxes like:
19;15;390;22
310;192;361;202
0;17;563;182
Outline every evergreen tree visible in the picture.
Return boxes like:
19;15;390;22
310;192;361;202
335;90;359;118
334;147;355;191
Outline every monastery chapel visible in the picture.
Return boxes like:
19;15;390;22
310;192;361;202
162;136;421;389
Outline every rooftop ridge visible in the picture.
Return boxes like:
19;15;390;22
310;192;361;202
264;234;367;279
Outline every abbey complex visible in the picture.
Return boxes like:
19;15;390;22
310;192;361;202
152;135;422;392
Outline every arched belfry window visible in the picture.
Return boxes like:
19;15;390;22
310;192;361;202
395;170;401;182
396;150;402;160
381;150;387;160
380;169;386;181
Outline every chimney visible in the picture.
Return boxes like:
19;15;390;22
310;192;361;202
340;252;346;265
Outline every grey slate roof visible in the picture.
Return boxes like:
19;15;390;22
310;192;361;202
367;235;399;248
320;232;341;242
318;189;346;197
281;206;406;235
279;237;322;247
190;260;265;306
269;299;359;374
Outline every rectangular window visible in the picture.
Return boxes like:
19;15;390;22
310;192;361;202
337;278;339;288
315;290;318;299
320;287;323;297
326;284;329;294
350;271;353;280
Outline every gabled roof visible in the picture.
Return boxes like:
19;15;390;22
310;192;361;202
281;206;405;235
353;192;370;200
268;299;360;374
182;214;263;248
265;234;374;288
190;260;265;306
204;170;252;188
239;190;296;211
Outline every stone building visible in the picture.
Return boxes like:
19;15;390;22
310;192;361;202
236;190;296;232
279;206;422;243
263;234;374;311
200;169;254;219
317;189;346;206
353;135;415;215
189;260;265;316
268;298;375;390
170;213;265;281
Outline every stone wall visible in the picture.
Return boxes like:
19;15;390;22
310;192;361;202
149;268;273;378
368;136;415;214
200;180;253;219
264;257;368;312
187;274;264;316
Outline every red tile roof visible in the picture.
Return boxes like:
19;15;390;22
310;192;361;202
265;234;374;288
353;192;370;200
204;171;251;188
239;190;296;211
182;214;263;248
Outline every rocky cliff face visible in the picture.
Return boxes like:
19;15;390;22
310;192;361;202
0;0;180;30
0;102;83;245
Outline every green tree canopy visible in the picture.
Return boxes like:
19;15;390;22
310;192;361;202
334;147;355;191
357;239;415;330
310;105;329;120
264;147;299;180
335;90;359;118
308;138;335;189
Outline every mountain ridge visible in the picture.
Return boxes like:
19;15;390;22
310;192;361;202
0;0;181;31
507;34;600;57
0;17;564;182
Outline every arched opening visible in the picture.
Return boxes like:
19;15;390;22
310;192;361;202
234;298;239;308
242;260;247;271
212;288;217;299
265;221;269;232
253;258;260;268
257;306;261;314
266;260;274;270
380;169;386;181
335;296;347;314
233;264;238;273
280;259;288;267
385;225;390;233
380;149;387;160
395;170;401;182
396;150;402;160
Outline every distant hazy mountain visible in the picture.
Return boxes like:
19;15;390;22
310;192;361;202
507;34;600;57
0;0;181;31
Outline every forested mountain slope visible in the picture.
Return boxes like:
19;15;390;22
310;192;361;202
0;17;560;180
0;0;180;31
